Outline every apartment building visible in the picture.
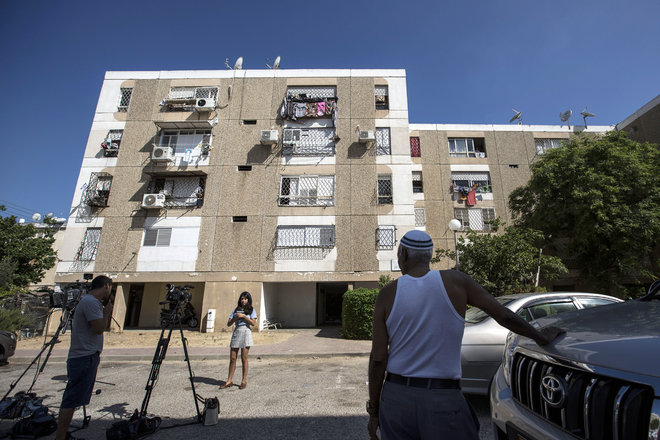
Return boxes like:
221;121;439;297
54;69;613;331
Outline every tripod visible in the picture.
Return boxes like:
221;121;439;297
2;308;73;403
138;298;202;426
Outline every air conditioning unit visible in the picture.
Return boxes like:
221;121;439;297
359;130;375;143
142;193;166;209
194;98;216;111
152;146;174;162
260;130;278;145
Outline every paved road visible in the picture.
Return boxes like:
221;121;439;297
0;357;493;439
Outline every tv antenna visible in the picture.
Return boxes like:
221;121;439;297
225;57;243;70
509;109;522;125
580;107;595;128
559;109;572;129
266;56;281;69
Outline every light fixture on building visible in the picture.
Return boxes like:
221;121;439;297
581;107;595;128
448;219;463;268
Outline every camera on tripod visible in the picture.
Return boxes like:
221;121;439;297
159;284;199;329
49;282;88;311
163;284;193;306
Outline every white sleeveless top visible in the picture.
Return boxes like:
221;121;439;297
386;270;465;379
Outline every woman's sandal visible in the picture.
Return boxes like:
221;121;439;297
239;382;247;390
220;382;233;389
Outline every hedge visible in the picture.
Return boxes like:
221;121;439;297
341;287;379;340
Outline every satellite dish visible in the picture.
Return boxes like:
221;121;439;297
509;109;522;124
559;110;572;122
273;56;281;69
581;107;595;128
233;57;243;70
32;213;41;222
47;212;53;218
224;58;231;69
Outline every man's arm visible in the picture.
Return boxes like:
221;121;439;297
90;300;113;335
460;273;564;346
368;282;394;439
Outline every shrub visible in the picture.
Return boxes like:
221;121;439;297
341;288;379;340
0;308;33;333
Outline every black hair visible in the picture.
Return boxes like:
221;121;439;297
235;291;253;315
91;275;112;290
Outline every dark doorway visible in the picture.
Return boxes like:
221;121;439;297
316;283;348;326
124;284;144;328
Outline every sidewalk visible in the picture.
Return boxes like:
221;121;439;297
10;327;372;362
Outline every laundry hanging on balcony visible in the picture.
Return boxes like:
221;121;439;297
280;95;338;125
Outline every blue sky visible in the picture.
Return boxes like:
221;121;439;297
0;0;659;222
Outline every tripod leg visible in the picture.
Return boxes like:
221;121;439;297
139;325;173;417
178;317;202;421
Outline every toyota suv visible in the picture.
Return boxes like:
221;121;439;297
491;282;660;440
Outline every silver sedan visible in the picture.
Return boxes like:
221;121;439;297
460;292;621;394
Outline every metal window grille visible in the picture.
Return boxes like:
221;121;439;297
143;228;172;247
535;138;564;154
454;208;496;231
376;128;391;155
150;176;205;208
160;130;212;154
451;172;492;193
102;130;123;157
76;228;101;261
375;85;389;110
287;87;336;99
410;137;421;157
378;175;393;204
83;172;112;207
163;87;219;110
376;226;396;250
279;175;334;206
282;128;336;156
414;208;426;227
274;225;335;260
412;172;423;193
118;88;132;112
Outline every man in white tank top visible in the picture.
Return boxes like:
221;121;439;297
367;230;564;440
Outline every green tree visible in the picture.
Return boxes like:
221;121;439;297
432;219;566;296
0;207;57;300
509;131;660;295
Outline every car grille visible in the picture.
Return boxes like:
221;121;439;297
511;354;653;440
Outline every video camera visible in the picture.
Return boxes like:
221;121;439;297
162;284;193;306
49;281;89;311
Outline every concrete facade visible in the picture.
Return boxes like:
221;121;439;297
54;69;614;332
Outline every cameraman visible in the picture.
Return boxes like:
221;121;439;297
56;275;113;440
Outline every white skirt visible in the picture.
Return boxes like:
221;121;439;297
230;326;253;349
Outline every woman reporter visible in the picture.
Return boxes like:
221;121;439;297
220;291;257;390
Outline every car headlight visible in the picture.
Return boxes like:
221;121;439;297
502;331;518;386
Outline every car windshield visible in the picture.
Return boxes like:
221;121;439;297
465;297;515;323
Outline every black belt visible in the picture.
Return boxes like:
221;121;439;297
386;373;460;389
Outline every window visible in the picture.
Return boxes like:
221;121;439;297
415;208;426;227
448;138;486;158
376;226;396;250
84;172;112;207
76;228;101;261
282;87;338;123
451;172;492;194
376;128;391;155
159;129;211;154
149;176;206;208
143;228;172;247
523;301;578;321
118;88;132;112
410;137;421;157
102;130;123;157
161;87;219;111
375;85;389;110
237;165;252;171
535;138;565;154
412;172;423;193
232;216;247;223
454;208;496;231
276;226;335;248
279;175;335;206
378;175;393;205
576;298;618;308
282;128;336;156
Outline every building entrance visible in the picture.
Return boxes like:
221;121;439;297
124;284;144;328
316;283;348;326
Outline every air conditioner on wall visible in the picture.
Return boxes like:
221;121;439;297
194;98;216;111
359;130;375;143
142;193;166;209
152;146;175;162
260;130;278;145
